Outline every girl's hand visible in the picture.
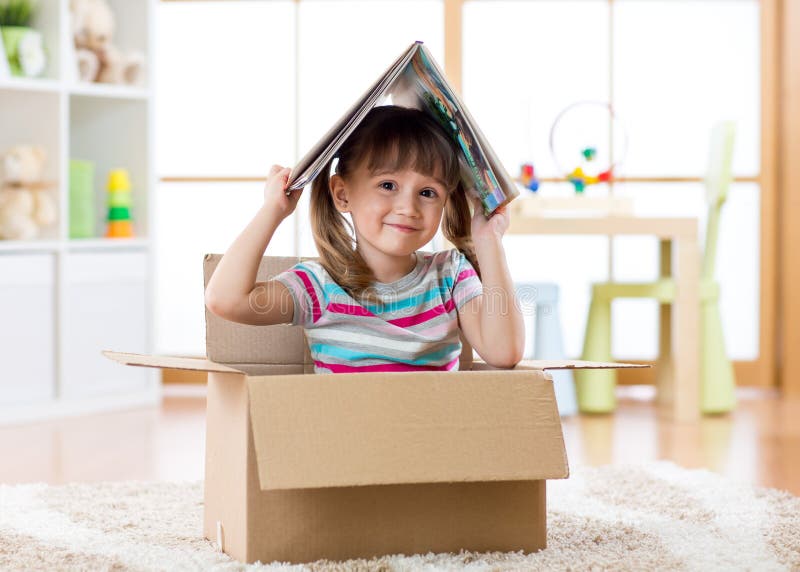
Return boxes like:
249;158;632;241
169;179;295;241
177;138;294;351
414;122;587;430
468;192;510;243
263;164;302;220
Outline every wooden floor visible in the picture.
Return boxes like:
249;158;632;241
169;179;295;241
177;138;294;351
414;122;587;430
1;386;798;496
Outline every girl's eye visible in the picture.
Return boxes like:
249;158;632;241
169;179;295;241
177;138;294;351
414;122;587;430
379;181;438;198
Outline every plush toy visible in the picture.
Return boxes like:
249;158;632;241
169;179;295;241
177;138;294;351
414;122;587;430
70;0;145;85
0;145;58;241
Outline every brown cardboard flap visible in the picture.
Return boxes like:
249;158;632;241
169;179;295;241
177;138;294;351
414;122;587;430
203;254;311;365
202;253;478;370
472;359;650;371
247;369;568;491
102;351;244;374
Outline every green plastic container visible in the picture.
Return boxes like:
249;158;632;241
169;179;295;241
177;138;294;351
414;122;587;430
2;26;29;76
69;159;96;238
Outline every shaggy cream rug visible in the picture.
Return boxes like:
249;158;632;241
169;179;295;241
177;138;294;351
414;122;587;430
0;461;797;571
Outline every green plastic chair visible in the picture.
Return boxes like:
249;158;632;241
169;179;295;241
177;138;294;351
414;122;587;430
575;121;737;415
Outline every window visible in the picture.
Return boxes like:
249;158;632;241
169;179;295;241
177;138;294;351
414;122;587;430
157;0;761;362
463;0;760;360
156;0;443;354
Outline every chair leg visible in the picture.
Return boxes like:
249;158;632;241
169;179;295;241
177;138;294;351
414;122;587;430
701;299;736;413
576;292;617;413
534;299;578;416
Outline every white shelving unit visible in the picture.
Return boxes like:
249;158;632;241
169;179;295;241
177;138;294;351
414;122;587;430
0;0;159;425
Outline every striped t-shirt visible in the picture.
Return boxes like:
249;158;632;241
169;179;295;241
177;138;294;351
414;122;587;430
273;249;483;374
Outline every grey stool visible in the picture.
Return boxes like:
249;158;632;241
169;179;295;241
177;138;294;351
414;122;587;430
515;282;578;416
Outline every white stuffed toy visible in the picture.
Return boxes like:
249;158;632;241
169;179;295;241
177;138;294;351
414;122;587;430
71;0;145;85
0;145;58;240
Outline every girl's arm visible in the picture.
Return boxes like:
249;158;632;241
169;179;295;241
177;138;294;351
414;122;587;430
457;199;525;368
204;165;303;325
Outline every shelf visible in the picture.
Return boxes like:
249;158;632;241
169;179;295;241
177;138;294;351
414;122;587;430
0;79;150;99
70;96;150;238
0;77;61;94
0;0;157;423
68;82;150;100
66;237;150;251
0;240;61;253
0;238;149;252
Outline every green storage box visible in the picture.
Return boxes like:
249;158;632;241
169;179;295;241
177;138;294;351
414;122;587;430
69;159;96;238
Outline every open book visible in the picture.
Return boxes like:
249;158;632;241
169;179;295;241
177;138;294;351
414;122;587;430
287;41;519;218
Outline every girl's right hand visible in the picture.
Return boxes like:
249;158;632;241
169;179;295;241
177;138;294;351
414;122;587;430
263;164;302;220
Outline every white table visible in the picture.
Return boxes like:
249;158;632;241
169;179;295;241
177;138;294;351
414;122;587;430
507;211;701;422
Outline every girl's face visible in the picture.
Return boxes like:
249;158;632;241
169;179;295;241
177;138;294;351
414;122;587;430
330;160;449;259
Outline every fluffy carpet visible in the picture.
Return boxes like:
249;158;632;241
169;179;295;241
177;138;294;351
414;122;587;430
0;461;797;571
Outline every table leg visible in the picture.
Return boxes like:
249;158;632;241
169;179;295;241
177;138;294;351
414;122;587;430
672;233;701;422
656;240;674;409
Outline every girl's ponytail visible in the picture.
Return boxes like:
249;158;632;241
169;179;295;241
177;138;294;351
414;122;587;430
442;181;481;281
309;161;380;303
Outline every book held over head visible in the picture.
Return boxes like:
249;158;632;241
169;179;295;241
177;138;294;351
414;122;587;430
286;41;519;218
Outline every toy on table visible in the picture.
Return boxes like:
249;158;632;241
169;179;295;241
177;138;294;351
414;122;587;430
0;145;58;240
519;162;540;192
549;100;628;193
105;168;134;238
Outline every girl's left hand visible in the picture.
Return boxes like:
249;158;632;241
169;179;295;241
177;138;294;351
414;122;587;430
469;193;510;243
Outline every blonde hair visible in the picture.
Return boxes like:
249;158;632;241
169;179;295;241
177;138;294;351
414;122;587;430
309;105;480;303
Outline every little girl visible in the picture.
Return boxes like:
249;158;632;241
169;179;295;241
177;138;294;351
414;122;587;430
205;105;524;373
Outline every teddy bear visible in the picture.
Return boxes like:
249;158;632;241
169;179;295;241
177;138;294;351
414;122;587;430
70;0;145;85
0;145;58;241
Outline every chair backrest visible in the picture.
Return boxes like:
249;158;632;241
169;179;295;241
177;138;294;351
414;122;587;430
702;121;737;280
704;121;737;207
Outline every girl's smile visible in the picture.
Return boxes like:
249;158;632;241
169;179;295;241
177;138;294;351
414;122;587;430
385;223;419;233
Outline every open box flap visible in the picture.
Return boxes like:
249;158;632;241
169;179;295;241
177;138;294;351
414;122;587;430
246;369;569;491
102;351;245;374
204;254;311;366
472;359;650;371
202;254;477;370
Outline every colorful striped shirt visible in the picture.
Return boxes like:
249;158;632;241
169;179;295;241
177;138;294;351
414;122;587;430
273;249;483;374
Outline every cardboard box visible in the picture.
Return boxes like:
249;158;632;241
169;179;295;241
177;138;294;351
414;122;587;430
104;254;642;565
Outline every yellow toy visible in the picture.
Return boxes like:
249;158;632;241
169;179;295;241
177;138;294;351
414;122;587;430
105;168;134;238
